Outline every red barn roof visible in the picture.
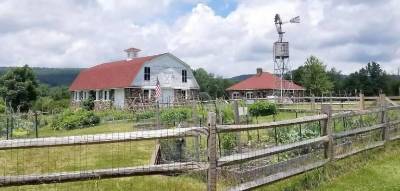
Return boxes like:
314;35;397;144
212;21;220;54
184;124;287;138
69;54;161;91
227;72;304;91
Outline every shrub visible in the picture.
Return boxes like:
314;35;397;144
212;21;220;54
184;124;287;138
221;105;234;124
135;111;155;121
51;109;100;130
161;108;191;125
248;101;277;117
33;97;69;113
221;133;236;154
82;98;95;111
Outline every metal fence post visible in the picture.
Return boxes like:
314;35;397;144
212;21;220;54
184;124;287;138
207;112;217;191
233;101;242;153
321;105;333;160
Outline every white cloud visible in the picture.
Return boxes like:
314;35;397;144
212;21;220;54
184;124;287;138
0;0;399;77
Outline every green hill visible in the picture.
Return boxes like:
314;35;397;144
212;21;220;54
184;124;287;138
0;67;82;87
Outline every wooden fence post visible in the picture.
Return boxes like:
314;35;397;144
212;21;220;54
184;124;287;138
207;112;217;191
321;105;333;160
311;95;316;110
359;93;365;110
34;111;39;138
379;94;389;142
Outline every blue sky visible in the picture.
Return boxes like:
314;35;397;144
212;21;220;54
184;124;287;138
0;0;399;77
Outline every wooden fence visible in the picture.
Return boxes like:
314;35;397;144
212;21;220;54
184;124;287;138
0;101;399;190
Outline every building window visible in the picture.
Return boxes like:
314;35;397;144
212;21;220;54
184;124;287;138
182;70;187;83
79;91;83;100
104;91;108;100
181;90;187;99
144;67;150;81
109;89;115;101
232;92;240;99
143;89;151;100
99;90;103;100
246;92;253;99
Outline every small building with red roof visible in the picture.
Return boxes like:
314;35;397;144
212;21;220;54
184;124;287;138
69;48;199;109
226;68;304;99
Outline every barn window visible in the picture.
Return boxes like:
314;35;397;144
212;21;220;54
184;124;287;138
182;70;187;83
144;67;150;81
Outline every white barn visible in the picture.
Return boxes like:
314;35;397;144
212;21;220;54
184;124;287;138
69;48;200;109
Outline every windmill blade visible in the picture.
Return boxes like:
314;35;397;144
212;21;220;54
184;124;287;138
290;16;300;23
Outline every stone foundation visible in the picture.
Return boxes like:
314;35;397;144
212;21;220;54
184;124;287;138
94;100;112;111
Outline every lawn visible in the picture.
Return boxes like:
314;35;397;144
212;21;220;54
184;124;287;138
256;140;400;191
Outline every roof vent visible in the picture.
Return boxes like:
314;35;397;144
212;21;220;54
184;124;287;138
256;68;263;76
124;47;141;60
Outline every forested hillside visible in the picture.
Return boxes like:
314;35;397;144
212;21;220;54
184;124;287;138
0;67;82;86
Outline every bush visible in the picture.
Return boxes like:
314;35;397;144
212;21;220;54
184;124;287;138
221;105;234;124
221;133;236;154
82;98;95;111
135;111;155;121
96;109;133;121
33;97;69;113
51;109;100;130
248;101;277;117
161;108;191;125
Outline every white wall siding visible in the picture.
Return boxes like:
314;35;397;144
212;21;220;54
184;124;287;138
131;54;199;89
114;88;125;108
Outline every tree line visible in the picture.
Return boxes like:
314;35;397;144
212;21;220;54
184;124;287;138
291;56;400;96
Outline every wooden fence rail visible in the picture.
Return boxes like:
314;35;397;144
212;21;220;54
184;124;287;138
0;127;208;150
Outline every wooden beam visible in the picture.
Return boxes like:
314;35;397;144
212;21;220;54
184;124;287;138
333;124;385;139
0;162;207;187
334;141;385;160
217;115;327;133
331;108;383;119
227;160;329;191
0;127;208;150
218;136;328;167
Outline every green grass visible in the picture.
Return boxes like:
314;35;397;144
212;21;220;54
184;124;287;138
0;173;209;191
36;121;136;137
256;140;400;191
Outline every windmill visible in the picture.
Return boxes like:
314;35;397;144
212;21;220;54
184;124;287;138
273;14;300;101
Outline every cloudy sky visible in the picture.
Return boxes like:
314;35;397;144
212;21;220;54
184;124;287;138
0;0;399;77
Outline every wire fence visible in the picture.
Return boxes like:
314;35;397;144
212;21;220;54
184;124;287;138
0;95;399;190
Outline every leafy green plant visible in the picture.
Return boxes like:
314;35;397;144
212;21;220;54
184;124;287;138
51;109;100;130
249;101;277;118
161;108;191;125
221;133;236;154
221;105;234;124
135;111;155;121
82;98;95;111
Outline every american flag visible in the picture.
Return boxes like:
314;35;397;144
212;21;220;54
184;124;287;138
155;77;161;99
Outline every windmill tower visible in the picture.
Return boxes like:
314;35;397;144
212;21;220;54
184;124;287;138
273;14;300;101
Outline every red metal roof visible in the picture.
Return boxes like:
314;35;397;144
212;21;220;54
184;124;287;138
226;72;304;91
69;54;161;91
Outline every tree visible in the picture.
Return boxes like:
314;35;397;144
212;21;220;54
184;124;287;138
0;65;39;111
296;56;333;95
193;68;234;99
327;68;345;93
344;62;389;96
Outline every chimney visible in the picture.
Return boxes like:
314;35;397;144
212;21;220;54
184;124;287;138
256;68;263;76
124;47;141;60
